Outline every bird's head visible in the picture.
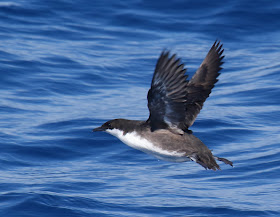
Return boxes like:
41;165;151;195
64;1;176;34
93;119;126;132
93;120;115;132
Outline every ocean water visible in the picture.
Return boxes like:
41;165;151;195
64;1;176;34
0;0;280;216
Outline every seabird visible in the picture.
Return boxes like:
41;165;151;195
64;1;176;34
93;41;233;170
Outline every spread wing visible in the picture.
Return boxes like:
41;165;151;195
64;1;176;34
147;41;224;132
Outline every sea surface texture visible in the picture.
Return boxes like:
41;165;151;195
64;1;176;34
0;0;280;216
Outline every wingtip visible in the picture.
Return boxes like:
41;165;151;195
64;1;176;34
161;49;170;56
212;39;223;49
210;41;224;62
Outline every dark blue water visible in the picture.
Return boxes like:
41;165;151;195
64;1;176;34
0;0;280;216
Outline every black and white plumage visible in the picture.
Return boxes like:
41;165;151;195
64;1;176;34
93;41;232;171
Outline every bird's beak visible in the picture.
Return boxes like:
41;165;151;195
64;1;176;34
92;126;105;132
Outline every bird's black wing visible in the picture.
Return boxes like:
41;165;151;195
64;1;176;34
147;41;224;132
184;41;224;128
147;50;189;132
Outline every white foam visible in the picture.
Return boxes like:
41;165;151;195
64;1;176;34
0;2;20;7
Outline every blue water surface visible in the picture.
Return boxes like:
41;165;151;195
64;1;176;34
0;0;280;216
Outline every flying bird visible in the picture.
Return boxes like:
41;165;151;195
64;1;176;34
93;41;233;170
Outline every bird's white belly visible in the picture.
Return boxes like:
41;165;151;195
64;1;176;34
106;129;189;162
